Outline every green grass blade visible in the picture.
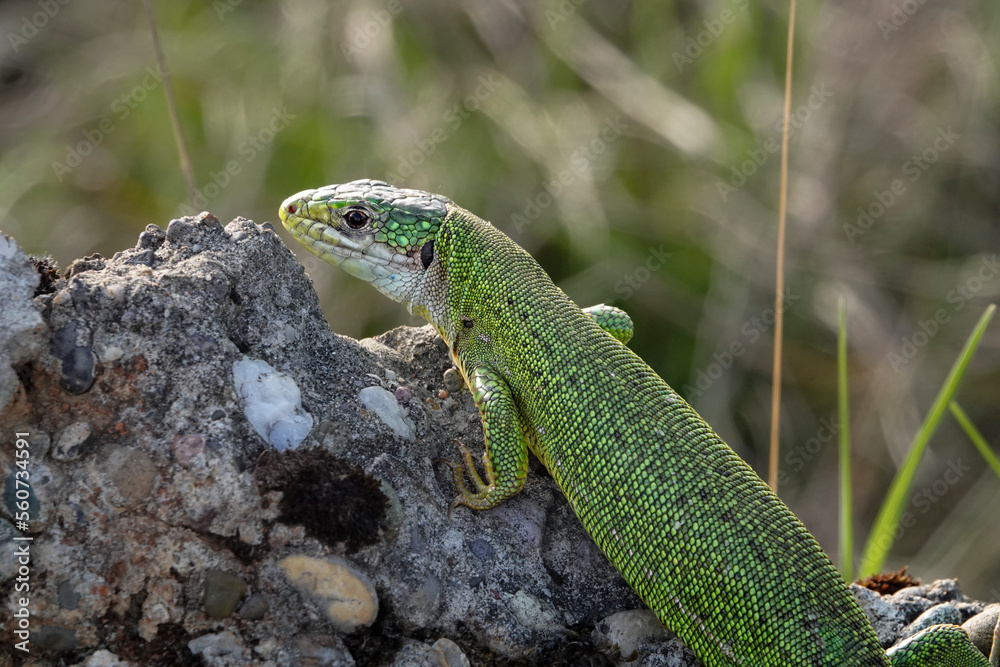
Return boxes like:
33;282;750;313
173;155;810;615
949;402;1000;480
858;304;996;578
838;297;853;582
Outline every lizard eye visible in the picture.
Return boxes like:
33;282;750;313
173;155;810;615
343;208;372;229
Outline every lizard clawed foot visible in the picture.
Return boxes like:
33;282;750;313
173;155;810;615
435;439;498;518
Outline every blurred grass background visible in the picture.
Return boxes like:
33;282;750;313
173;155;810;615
1;0;998;598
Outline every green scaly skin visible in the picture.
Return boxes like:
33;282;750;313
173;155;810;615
279;180;992;667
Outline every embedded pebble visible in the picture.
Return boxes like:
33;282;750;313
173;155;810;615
125;249;155;266
203;569;247;619
51;320;95;394
34;625;77;651
592;609;672;661
442;367;462;393
509;590;560;632
107;448;157;506
237;592;270;620
392;638;470;667
404;574;442;627
79;649;133;667
187;630;248;662
233;357;314;451
104;285;126;303
284;635;356;666
394;386;411;403
358;386;415;441
279;554;378;633
468;538;495;561
384;369;397;381
58;580;81;610
99;344;125;363
54;421;93;461
138;228;165;250
172;434;205;467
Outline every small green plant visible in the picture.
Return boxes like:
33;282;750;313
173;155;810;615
833;304;997;579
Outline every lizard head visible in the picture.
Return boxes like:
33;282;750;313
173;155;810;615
278;179;451;305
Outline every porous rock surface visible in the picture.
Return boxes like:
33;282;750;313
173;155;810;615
0;218;993;666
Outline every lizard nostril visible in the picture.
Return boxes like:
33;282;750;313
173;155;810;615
286;204;297;213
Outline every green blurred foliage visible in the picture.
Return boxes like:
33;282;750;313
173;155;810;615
1;0;998;597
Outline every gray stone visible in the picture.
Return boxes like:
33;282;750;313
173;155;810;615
238;592;270;620
187;630;248;664
963;603;1000;657
358;385;415;441
592;609;673;662
203;569;248;619
34;625;78;651
54;421;94;461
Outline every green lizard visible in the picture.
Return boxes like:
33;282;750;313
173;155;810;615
278;180;994;666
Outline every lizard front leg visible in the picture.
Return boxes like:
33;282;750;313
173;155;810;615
444;365;530;516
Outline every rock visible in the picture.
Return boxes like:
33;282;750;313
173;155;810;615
442;367;462;394
51;319;96;395
203;569;248;619
238;592;270;620
172;433;206;467
233;357;314;451
280;634;356;666
107;447;158;506
279;554;379;633
187;630;249;665
54;421;94;461
74;649;135;667
592;609;673;662
853;584;907;646
58;579;82;609
898;603;962;640
0;232;45;412
510;590;562;633
391;638;471;667
963;603;1000;657
34;625;78;651
358;385;415;441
